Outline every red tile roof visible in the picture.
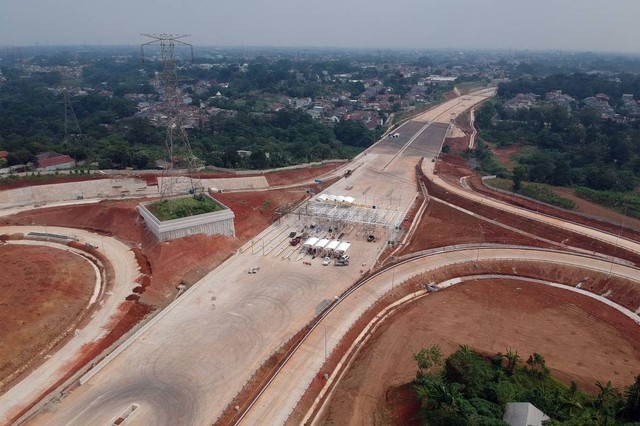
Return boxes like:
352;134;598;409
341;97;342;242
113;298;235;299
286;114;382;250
38;154;75;169
0;151;8;159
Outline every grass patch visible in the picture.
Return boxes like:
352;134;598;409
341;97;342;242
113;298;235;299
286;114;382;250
575;187;640;219
485;178;576;210
147;195;225;221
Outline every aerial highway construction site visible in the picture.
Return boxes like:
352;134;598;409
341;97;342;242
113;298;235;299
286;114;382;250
1;88;639;425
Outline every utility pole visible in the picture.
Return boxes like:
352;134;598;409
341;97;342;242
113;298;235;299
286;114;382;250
141;34;200;199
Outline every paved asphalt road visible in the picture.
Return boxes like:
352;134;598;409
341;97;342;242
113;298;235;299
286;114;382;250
11;91;493;426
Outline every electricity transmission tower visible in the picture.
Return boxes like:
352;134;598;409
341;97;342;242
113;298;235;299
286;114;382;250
61;87;82;142
141;33;201;198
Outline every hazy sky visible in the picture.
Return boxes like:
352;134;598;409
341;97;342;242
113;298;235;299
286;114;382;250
1;0;639;53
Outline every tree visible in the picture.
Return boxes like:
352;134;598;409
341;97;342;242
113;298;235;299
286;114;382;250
333;120;374;148
592;380;625;422
414;345;443;378
623;374;640;420
526;352;549;379
512;165;528;192
131;150;151;169
503;349;520;376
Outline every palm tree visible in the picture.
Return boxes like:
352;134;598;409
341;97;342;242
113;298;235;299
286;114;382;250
503;348;520;375
623;374;640;420
595;380;624;420
560;382;584;417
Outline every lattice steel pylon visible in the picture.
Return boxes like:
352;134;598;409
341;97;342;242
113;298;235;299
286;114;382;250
61;87;82;143
141;33;201;198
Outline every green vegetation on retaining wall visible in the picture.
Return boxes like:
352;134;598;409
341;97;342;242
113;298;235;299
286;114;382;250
575;187;640;219
485;178;576;210
147;195;225;221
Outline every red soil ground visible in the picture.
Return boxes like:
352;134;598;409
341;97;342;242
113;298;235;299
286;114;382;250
264;162;345;186
453;110;473;134
0;245;94;393
402;199;551;254
0;175;107;191
320;278;640;426
489;143;526;170
443;135;471;154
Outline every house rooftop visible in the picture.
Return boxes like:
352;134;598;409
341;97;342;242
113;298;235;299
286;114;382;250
37;154;74;169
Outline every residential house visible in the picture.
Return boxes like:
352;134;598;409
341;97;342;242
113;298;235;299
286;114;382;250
503;93;540;115
36;152;75;171
545;90;574;111
621;94;640;118
583;96;615;119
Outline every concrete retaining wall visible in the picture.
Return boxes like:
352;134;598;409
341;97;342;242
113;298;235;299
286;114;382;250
138;196;235;241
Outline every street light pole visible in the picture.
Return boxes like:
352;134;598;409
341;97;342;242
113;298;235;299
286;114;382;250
476;222;484;263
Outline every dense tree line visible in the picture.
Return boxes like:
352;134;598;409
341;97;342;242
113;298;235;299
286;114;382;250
498;73;640;105
476;95;640;192
413;345;640;425
191;108;372;169
0;61;377;170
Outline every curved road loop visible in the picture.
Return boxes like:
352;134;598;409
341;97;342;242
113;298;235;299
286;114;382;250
0;226;140;425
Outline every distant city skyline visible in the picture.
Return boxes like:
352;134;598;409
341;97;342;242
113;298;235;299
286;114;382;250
1;0;639;54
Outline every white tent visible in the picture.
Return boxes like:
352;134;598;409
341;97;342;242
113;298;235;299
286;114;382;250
325;240;340;251
314;238;330;249
303;237;319;247
318;193;355;205
335;241;351;254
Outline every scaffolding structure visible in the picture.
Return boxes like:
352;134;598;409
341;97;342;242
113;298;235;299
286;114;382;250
292;200;404;243
141;33;200;198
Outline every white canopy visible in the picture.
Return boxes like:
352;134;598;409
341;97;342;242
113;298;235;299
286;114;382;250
303;237;319;247
314;238;330;249
317;194;356;205
336;241;351;253
325;240;340;251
